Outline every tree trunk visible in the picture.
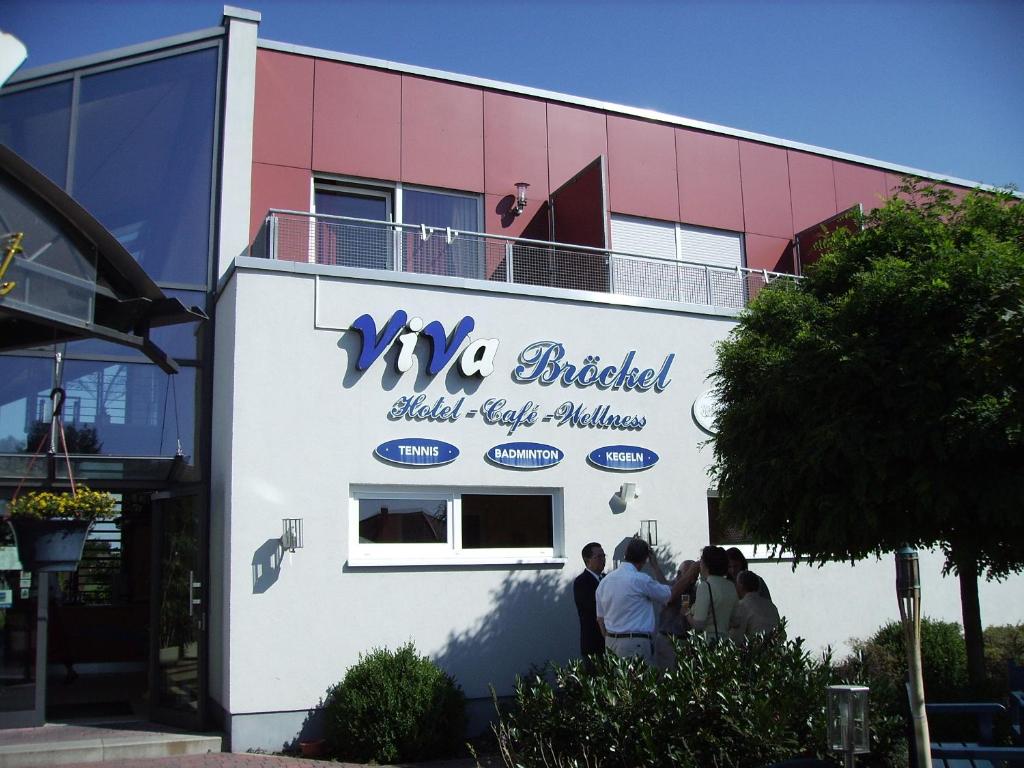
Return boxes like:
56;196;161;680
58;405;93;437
955;552;986;693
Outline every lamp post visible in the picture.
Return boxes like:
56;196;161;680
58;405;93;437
897;546;931;768
827;685;870;768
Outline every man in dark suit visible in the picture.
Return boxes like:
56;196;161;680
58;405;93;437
573;542;607;659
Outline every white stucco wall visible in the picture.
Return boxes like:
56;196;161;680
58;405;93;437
211;260;1024;732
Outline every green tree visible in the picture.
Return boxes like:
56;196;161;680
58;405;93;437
711;182;1024;690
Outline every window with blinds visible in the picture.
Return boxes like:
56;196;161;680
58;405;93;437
609;215;746;307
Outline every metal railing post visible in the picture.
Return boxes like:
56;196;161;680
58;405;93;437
268;214;277;260
608;253;616;294
393;224;402;272
704;264;713;306
505;242;514;283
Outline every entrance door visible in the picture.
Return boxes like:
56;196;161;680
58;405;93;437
149;491;206;729
0;550;46;728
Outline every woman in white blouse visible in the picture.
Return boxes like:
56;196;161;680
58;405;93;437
685;545;738;641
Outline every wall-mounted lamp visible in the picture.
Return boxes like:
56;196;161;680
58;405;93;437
281;518;304;553
512;181;530;217
639;519;658;547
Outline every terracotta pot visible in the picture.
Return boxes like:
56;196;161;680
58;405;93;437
8;518;94;572
299;739;326;758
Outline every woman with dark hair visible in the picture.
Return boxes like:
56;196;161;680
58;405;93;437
684;545;737;641
725;546;771;600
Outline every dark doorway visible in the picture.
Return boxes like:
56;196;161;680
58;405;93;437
44;494;150;723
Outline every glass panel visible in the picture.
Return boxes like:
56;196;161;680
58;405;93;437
155;496;200;716
0;81;72;187
358;498;448;544
0;520;38;712
0;356;53;454
66;289;206;362
314;190;390;269
402;190;482;278
460;494;552;549
74;48;218;286
0;182;98;325
60;361;196;458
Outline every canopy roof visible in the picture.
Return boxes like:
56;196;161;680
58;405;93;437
0;144;206;373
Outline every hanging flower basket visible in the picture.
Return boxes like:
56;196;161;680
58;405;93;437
5;487;117;572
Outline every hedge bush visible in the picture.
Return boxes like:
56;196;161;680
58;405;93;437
323;642;465;763
494;629;902;768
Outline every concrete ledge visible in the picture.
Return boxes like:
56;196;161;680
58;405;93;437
0;731;222;767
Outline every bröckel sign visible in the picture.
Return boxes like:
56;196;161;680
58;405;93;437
486;442;563;469
587;445;659;471
374;438;459;466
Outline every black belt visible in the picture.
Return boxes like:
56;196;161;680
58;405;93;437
607;631;652;639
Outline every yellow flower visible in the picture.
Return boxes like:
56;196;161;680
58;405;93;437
7;486;117;520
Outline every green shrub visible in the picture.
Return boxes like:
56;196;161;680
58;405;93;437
983;623;1024;696
494;629;901;768
323;642;465;763
851;618;968;706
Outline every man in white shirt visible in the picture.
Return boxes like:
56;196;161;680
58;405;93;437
596;538;687;663
729;569;781;645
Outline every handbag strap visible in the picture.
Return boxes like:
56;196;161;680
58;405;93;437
709;580;719;636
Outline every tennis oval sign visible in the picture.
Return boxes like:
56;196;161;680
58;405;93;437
375;438;459;466
487;442;563;470
588;445;659;471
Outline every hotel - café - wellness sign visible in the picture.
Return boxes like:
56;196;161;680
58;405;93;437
351;310;670;470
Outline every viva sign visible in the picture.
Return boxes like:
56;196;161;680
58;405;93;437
351;310;499;378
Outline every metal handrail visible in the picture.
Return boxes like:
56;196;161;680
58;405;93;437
254;211;800;309
262;208;797;280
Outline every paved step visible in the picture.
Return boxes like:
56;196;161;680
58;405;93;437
0;723;223;767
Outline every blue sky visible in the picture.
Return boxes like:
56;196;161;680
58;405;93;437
4;0;1022;188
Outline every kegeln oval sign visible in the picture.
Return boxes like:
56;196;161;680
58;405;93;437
487;442;563;470
588;445;659;472
375;438;459;467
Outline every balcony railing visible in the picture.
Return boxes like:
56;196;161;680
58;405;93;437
252;211;798;309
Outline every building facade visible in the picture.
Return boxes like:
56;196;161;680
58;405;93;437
1;6;1021;751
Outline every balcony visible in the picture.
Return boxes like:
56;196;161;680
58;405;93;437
252;211;798;310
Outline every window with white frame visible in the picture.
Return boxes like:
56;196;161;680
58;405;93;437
349;487;562;565
312;178;484;278
609;214;746;307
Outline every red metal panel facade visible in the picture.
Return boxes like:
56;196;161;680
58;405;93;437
249;48;990;275
312;61;401;181
253;50;313;169
834;161;888;213
745;233;794;273
250;163;311;246
546;104;608;192
400;76;484;192
788;150;837;233
606;116;678;222
483;92;549;201
739;141;794;239
676;128;743;232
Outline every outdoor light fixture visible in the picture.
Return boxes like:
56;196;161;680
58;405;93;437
281;518;304;553
639;518;658;547
512;182;530;216
826;685;871;768
897;546;932;767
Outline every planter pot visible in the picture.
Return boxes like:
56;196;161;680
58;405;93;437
299;739;326;758
7;518;94;572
